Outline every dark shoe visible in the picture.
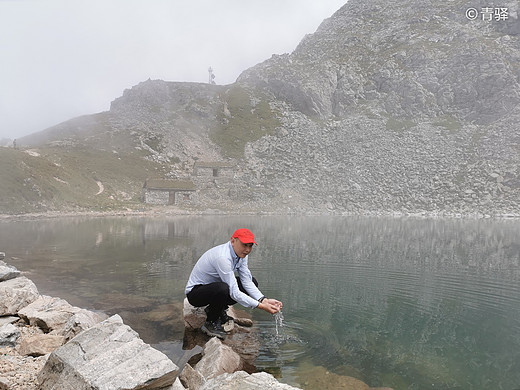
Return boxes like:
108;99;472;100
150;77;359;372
219;310;233;324
205;306;230;323
201;319;227;339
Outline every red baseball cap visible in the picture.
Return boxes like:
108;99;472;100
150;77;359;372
232;228;258;245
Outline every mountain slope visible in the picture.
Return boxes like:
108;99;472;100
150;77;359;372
238;0;520;123
233;0;520;215
5;0;520;216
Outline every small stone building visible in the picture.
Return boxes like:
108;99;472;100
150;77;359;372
142;179;196;205
193;161;235;178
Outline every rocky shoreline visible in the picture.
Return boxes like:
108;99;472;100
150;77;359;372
0;255;397;390
0;258;302;390
1;204;519;223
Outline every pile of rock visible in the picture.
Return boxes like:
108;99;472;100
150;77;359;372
0;259;300;390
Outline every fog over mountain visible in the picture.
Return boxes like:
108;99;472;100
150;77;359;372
0;0;346;141
5;0;520;216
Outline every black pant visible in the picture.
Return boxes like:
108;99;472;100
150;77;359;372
187;277;258;322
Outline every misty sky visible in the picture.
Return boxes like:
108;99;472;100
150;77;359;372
0;0;347;140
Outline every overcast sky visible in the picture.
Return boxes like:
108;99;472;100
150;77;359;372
0;0;347;140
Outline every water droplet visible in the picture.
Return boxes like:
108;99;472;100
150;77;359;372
274;311;285;336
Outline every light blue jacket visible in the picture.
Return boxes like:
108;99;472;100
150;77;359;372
185;241;263;308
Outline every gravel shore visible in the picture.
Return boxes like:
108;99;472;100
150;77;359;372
0;323;47;390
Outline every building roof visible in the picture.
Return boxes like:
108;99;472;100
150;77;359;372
144;179;196;191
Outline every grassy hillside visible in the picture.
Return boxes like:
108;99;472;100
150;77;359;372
211;85;281;159
19;112;145;153
0;146;169;214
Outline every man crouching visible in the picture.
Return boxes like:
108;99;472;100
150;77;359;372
185;228;283;339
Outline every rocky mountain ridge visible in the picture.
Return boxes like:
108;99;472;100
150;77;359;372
8;0;520;216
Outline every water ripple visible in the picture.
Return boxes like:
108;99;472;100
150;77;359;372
255;316;307;370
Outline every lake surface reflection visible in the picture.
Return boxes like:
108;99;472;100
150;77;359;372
1;215;520;389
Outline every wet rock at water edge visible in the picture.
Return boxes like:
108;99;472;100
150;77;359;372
38;314;179;390
195;337;241;380
199;371;301;390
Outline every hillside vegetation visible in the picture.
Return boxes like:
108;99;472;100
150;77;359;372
0;146;167;214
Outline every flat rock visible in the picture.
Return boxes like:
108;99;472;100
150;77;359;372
0;316;18;327
228;306;253;327
18;295;81;334
183;298;206;330
295;364;380;390
38;314;179;390
0;276;39;316
200;371;302;390
19;334;65;357
0;261;20;282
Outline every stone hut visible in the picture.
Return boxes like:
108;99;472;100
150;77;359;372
142;179;196;205
193;161;235;178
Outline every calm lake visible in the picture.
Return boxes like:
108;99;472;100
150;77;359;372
1;215;520;389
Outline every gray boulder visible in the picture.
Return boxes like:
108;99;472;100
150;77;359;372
18;295;82;334
0;316;18;327
0;323;20;347
19;334;66;357
228;306;254;327
200;371;301;390
62;308;109;341
183;298;206;330
179;363;205;390
0;276;39;316
195;337;241;380
0;261;20;282
38;314;179;390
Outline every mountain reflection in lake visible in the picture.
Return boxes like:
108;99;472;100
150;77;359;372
1;215;519;390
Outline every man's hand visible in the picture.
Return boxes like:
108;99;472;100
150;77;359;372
258;298;283;314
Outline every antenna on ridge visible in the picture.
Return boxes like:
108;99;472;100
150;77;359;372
208;67;216;84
